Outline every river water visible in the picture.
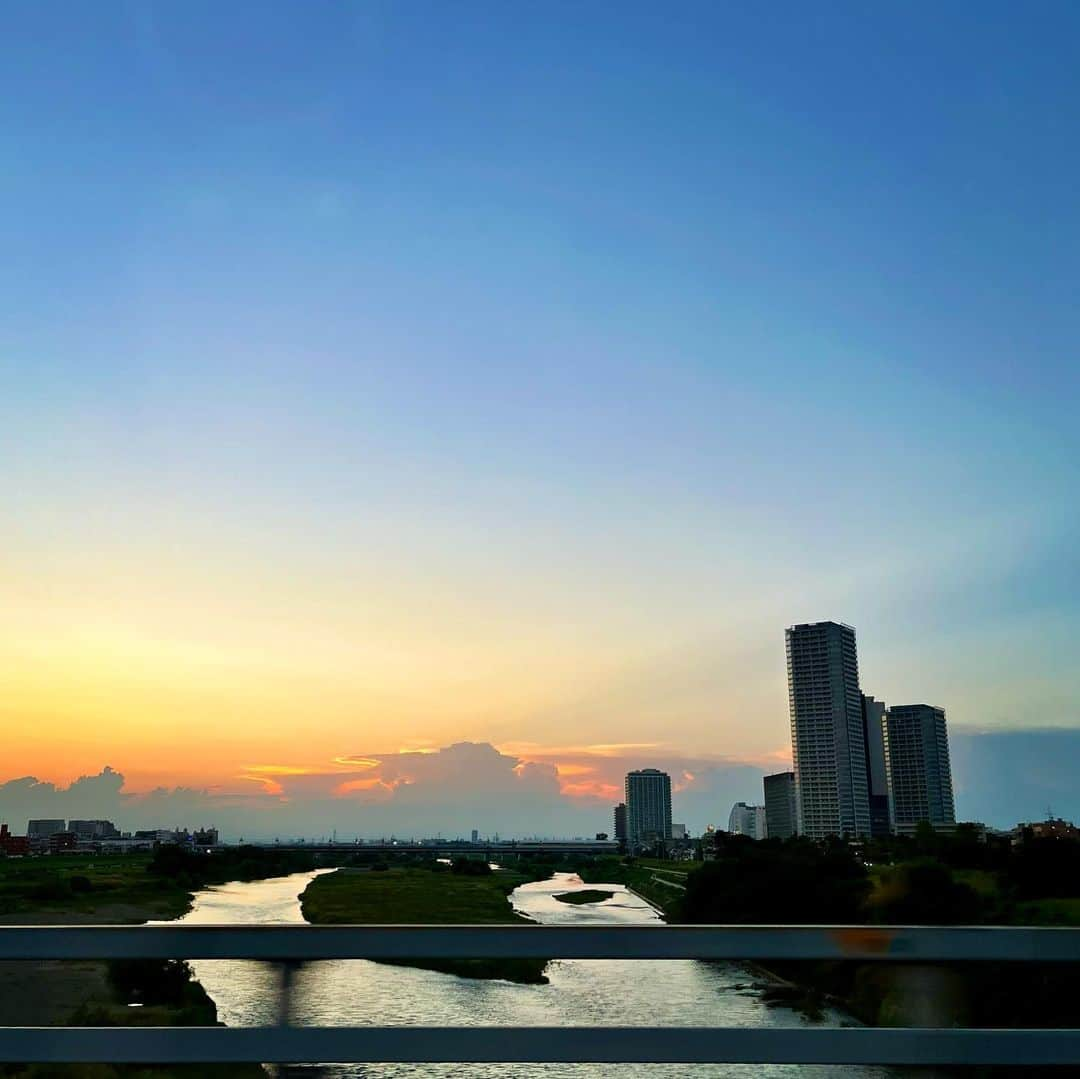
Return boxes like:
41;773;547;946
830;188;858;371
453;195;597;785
174;870;901;1078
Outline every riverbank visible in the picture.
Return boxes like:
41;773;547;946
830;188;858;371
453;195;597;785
0;853;192;925
300;863;551;983
0;853;195;1039
577;857;690;915
0;848;326;1077
0;952;264;1079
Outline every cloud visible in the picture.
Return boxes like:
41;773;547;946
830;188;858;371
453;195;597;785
950;728;1080;827
3;731;1078;842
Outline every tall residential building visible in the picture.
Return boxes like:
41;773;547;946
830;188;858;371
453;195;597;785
613;803;628;850
727;802;767;839
625;769;672;852
861;695;894;838
763;771;798;839
787;621;871;838
884;704;956;833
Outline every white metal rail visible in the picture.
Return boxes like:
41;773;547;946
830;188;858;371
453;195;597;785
1;924;1078;1066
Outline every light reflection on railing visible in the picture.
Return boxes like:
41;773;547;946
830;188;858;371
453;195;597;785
1;924;1078;1066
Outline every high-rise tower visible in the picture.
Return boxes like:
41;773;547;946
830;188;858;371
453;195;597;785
884;704;956;833
624;769;672;852
763;771;797;839
786;621;871;838
861;694;894;838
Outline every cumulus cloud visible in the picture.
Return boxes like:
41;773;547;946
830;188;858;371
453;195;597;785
3;732;1075;842
0;742;770;840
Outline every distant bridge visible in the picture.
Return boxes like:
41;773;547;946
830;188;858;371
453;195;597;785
239;840;620;858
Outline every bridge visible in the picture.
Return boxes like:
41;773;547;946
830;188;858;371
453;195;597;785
1;924;1079;1066
244;839;621;857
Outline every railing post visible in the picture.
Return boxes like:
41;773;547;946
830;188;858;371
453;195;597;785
277;960;297;1028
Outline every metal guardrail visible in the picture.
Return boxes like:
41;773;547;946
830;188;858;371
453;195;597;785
1;924;1078;1066
4;922;1080;961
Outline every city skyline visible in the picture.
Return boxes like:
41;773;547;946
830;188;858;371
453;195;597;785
3;6;1077;824
3;727;1077;839
0;608;1073;838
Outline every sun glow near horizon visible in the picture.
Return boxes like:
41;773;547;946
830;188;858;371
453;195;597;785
1;5;1077;831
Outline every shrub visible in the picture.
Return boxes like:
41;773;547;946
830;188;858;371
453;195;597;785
451;857;492;876
682;838;869;924
107;959;196;1007
866;860;984;924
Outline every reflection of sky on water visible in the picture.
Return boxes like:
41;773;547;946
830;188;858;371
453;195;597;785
171;871;908;1079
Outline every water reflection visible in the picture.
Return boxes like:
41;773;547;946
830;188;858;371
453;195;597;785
174;870;902;1078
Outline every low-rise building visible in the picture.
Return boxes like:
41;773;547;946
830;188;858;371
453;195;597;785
700;826;719;860
69;819;120;842
48;831;77;853
26;820;66;852
613;803;627;851
0;824;29;856
1016;817;1080;842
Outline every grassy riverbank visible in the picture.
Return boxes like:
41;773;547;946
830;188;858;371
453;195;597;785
0;846;325;1077
300;862;551;983
0;956;264;1079
577;857;687;915
0;853;191;924
0;846;323;924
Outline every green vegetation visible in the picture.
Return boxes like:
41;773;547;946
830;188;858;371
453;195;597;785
637;858;704;874
0;845;323;924
682;838;869;924
0;844;326;1078
1013;897;1080;926
0;958;263;1079
145;843;320;892
0;853;190;923
300;862;551;983
554;889;614;905
678;830;1080;1031
577;857;685;914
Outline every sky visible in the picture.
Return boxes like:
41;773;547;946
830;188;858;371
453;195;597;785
2;3;1078;835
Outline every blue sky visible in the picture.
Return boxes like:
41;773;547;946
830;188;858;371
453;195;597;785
1;4;1077;819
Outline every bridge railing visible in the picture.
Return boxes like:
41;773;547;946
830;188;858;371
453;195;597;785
1;924;1079;1066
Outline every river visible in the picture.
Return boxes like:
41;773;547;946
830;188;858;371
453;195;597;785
173;870;902;1078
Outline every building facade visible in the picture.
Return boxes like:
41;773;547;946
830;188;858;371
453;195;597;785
787;621;871;839
763;771;798;839
625;770;672;852
69;820;120;841
0;824;29;857
861;694;894;838
727;802;767;839
884;704;956;833
27;819;65;838
613;803;627;850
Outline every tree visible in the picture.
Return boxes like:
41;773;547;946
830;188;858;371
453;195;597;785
681;838;869;924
